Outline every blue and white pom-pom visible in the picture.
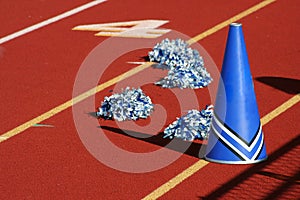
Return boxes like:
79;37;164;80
163;105;214;141
148;38;212;89
148;38;191;70
96;87;154;121
155;65;212;89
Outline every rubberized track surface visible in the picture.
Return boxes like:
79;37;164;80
0;0;299;199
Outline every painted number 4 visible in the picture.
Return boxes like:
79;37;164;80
72;19;170;38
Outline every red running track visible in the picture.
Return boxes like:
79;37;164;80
0;0;299;199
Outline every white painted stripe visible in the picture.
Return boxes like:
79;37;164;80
251;133;264;160
211;124;250;161
0;0;107;44
32;124;54;127
213;115;262;152
249;124;262;150
73;19;170;38
127;61;148;65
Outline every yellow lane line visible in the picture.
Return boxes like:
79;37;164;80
143;160;209;200
0;0;277;144
0;62;152;143
261;94;300;125
187;0;276;45
142;94;299;200
142;0;288;199
0;0;297;198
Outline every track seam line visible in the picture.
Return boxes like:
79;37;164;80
0;0;107;45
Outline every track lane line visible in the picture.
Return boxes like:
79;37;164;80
0;62;152;142
0;0;278;143
143;0;300;198
0;0;297;197
143;160;209;200
187;0;276;45
142;95;299;200
261;94;300;125
0;0;107;45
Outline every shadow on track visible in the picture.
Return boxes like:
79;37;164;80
100;125;206;159
200;135;300;199
256;76;300;94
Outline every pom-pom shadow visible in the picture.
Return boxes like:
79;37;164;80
99;126;206;158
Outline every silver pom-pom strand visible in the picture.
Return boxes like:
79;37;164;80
149;38;191;70
163;105;214;141
155;65;212;89
96;87;154;121
148;38;212;89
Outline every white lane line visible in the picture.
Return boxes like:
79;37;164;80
0;0;107;45
127;61;147;65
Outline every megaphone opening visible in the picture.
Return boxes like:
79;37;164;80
230;22;242;27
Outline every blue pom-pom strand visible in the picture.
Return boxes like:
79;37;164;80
96;87;154;121
148;38;212;89
149;38;190;70
163;105;214;141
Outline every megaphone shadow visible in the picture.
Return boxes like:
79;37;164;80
256;76;300;94
200;135;300;199
99;125;206;158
